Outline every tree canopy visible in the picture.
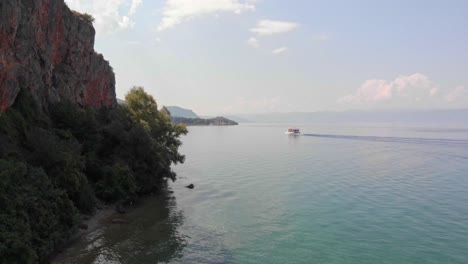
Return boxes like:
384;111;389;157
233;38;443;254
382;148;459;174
0;87;187;263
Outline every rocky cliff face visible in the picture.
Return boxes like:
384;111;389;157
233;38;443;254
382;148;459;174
0;0;116;112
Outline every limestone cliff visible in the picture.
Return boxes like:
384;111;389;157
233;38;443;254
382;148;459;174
0;0;116;112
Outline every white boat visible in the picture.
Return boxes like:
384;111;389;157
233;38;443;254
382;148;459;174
285;127;300;135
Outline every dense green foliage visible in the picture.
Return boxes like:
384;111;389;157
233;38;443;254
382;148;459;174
0;87;187;263
0;160;77;264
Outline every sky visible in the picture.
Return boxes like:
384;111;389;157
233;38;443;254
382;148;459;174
65;0;468;115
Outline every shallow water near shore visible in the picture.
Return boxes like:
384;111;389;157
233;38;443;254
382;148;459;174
57;123;468;263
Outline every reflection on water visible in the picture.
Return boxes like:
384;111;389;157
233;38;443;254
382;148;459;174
170;123;468;264
55;192;186;263
57;123;468;264
303;133;468;147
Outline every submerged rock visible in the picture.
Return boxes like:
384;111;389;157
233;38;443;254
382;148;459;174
111;219;128;224
115;204;126;214
78;223;88;230
82;215;91;221
186;184;195;189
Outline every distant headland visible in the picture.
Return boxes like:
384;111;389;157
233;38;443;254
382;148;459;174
172;116;238;126
116;103;238;126
167;106;238;126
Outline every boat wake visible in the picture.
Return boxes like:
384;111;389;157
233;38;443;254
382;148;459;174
302;133;468;147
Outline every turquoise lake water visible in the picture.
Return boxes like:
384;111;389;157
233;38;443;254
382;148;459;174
57;123;468;263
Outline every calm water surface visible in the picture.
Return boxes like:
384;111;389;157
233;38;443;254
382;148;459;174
58;123;468;263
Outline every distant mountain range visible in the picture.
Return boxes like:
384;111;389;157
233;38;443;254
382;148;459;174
117;102;467;124
116;103;237;125
166;106;199;119
225;109;468;124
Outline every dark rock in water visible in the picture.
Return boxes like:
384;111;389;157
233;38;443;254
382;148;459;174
186;184;195;189
168;190;174;194
116;204;126;214
111;218;128;224
78;223;88;230
82;215;91;221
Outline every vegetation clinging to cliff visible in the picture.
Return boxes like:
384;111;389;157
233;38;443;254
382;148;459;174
69;8;95;24
81;13;95;24
0;87;186;263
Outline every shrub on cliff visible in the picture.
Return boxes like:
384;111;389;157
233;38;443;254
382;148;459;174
25;127;96;214
81;13;95;24
0;160;78;264
95;163;136;202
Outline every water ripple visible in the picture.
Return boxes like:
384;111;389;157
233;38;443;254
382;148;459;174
303;133;468;147
58;124;468;264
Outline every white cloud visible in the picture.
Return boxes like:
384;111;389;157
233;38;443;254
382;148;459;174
129;0;143;16
223;96;281;113
392;73;436;97
65;0;143;35
445;86;467;102
118;16;134;29
247;37;260;48
127;40;142;45
157;0;255;31
250;19;299;36
338;79;391;103
338;73;438;104
272;46;288;55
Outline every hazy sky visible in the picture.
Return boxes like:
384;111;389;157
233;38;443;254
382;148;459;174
65;0;468;115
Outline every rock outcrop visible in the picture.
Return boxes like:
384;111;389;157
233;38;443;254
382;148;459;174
0;0;116;112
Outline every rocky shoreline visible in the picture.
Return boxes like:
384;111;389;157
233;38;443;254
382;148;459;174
49;188;179;263
49;204;124;264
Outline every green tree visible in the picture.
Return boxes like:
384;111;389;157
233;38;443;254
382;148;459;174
124;87;187;189
0;87;188;261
